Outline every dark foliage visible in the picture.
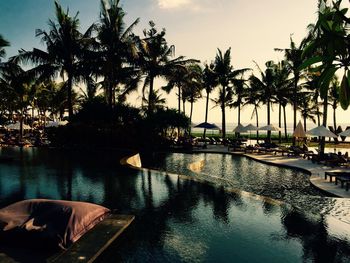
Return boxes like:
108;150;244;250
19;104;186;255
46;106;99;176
47;101;189;150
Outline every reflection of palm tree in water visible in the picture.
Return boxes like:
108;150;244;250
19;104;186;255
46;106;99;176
114;173;244;256
280;207;350;262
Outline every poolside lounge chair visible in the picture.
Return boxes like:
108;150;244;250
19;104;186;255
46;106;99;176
324;172;350;191
287;146;304;157
273;145;290;156
302;144;315;159
324;153;349;167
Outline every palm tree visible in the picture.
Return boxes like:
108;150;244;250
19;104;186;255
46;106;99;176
1;62;34;140
275;37;306;143
328;77;340;132
300;0;350;154
274;60;291;142
214;48;248;138
298;91;317;132
303;69;322;126
249;61;277;142
182;64;203;129
95;0;141;108
229;77;248;127
11;1;92;119
202;63;218;138
0;34;10;62
162;65;190;113
142;89;166;111
243;84;261;139
136;21;198;113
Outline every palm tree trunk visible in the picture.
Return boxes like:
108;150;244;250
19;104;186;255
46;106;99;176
189;99;194;135
178;86;181;113
238;102;241;125
236;103;241;138
221;105;226;139
320;97;328;155
283;105;287;141
316;99;321;126
19;108;24;142
221;87;226;139
292;75;299;146
278;103;282;143
183;100;186;115
255;106;259;141
267;99;271;142
67;76;73;119
203;90;210;138
333;105;336;132
148;75;154;113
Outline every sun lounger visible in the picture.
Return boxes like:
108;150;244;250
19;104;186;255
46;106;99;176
324;172;350;191
335;176;350;191
324;153;348;167
274;146;289;156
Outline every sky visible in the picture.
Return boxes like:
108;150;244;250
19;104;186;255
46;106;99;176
0;0;349;128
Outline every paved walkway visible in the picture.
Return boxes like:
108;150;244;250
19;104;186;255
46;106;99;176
192;144;350;198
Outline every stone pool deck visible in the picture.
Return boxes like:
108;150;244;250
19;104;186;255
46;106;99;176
192;145;350;198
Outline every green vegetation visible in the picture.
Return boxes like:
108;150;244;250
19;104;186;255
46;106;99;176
0;0;349;152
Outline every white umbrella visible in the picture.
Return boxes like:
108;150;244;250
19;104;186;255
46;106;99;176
293;120;306;138
339;128;350;137
6;122;31;130
306;125;338;138
258;124;281;131
233;124;247;133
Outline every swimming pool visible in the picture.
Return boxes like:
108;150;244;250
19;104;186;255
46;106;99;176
0;148;349;262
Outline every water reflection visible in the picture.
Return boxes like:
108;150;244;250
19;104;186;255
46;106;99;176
0;148;349;262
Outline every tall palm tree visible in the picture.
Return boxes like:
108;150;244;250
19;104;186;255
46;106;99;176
0;34;10;62
229;77;249;127
1;62;34;140
303;69;322;126
298;91;317;132
136;21;198;113
95;0;141;108
249;61;277;142
181;64;203;129
274;60;291;142
162;65;190;113
202;63;218;138
275;38;306;143
243;84;261;139
214;48;248;138
11;1;92;119
328;77;340;132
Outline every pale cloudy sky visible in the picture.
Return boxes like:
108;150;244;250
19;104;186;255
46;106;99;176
0;0;349;127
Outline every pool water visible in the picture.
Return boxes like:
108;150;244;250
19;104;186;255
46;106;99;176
0;148;349;262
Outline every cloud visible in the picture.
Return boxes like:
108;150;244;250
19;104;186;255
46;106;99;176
157;0;192;9
156;0;225;12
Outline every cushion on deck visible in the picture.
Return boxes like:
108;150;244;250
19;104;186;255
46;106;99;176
0;199;110;249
